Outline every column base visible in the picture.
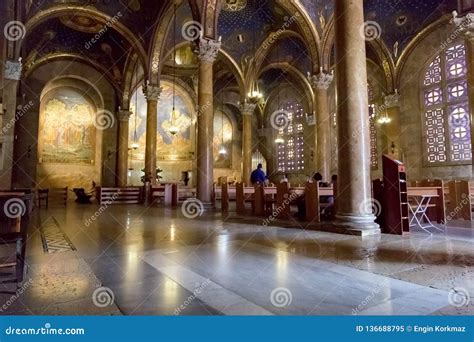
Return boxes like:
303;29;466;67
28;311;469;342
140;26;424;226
332;213;381;236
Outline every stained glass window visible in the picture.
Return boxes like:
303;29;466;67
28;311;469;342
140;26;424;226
423;42;471;164
276;101;305;173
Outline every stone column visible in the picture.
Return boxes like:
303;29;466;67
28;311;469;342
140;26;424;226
453;11;474;173
116;109;132;187
333;0;379;235
240;102;256;184
143;84;161;184
0;60;21;188
196;37;221;208
383;91;401;158
308;69;334;181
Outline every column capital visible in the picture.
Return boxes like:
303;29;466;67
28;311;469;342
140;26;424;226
197;37;221;63
452;11;474;38
143;84;162;101
307;69;334;90
117;109;133;122
4;60;22;81
384;90;400;108
240;102;257;116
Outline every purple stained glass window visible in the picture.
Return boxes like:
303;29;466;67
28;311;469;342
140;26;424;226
423;42;471;163
276;101;305;173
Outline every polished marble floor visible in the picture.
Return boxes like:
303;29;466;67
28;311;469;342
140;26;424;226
0;203;472;315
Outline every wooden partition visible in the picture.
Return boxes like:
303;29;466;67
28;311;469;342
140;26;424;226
276;182;291;219
447;180;472;220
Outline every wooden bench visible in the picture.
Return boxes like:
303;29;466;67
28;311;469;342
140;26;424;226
97;187;142;205
49;187;68;207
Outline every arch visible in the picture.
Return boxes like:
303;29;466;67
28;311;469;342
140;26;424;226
24;53;122;95
25;5;148;74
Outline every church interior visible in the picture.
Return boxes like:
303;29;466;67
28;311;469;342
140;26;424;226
0;0;472;316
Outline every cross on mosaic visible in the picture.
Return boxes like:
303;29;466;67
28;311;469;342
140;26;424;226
0;0;472;339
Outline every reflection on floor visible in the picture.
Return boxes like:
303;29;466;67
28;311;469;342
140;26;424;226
0;203;472;315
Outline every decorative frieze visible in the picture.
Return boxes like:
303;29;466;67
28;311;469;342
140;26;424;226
4;59;22;81
452;11;474;37
240;102;257;116
117;109;133;122
384;90;400;108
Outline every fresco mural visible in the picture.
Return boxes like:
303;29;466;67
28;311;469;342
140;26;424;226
213;111;233;169
38;89;96;165
129;82;194;163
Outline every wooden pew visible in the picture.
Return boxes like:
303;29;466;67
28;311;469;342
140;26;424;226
151;185;166;204
97;187;142;205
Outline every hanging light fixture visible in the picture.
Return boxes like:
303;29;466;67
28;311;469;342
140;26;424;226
247;33;263;103
218;91;227;155
169;4;179;136
274;42;284;145
131;88;139;150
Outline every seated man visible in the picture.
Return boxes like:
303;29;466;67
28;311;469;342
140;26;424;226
250;164;266;185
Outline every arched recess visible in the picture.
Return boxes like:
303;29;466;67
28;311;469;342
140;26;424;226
127;79;197;185
36;77;105;189
23;53;122;96
12;61;117;188
276;0;320;71
397;20;472;180
25;5;148;74
259;62;315;114
395;15;453;88
322;17;395;91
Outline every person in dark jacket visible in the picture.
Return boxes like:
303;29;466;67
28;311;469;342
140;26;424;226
250;164;266;185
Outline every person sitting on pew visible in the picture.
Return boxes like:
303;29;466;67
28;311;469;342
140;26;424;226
280;174;289;183
250;164;267;185
312;172;329;187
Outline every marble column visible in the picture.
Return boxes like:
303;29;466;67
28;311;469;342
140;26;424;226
196;37;221;207
383;91;401;158
333;0;379;235
116;109;132;187
240;102;256;184
308;69;334;181
143;84;162;184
